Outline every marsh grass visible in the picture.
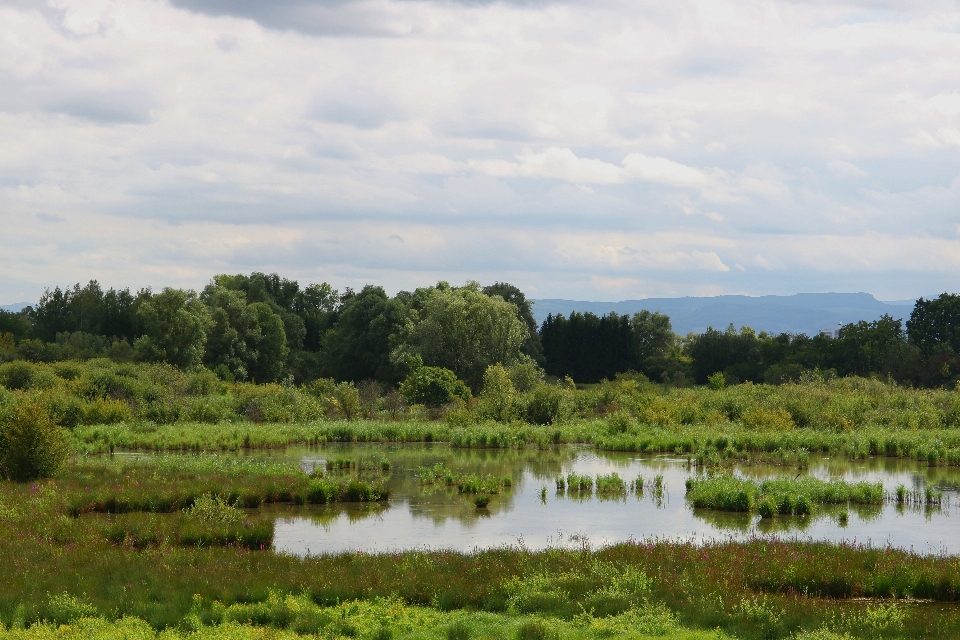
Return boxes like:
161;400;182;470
6;495;960;640
417;463;511;496
895;483;944;507
33;456;389;519
11;362;960;471
565;473;593;493
686;475;884;514
594;472;626;495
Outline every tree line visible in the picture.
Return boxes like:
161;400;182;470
0;275;537;390
540;294;960;388
2;274;960;389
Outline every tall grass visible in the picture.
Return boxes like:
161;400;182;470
11;360;960;468
29;456;389;519
685;475;885;514
416;463;510;495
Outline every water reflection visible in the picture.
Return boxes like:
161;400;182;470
241;443;960;556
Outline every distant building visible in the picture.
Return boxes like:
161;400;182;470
820;324;842;339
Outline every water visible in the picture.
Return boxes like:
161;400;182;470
247;444;960;556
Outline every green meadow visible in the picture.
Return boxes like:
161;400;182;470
5;361;960;638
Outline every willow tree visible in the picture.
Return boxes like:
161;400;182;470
396;282;528;390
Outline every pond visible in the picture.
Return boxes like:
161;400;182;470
245;444;960;556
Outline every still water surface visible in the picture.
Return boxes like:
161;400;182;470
250;444;960;556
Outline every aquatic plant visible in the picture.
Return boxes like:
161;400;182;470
685;475;884;514
595;472;626;495
565;473;593;492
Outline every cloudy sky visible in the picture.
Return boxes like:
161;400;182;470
2;0;959;304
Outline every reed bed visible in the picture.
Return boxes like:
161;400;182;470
594;472;627;495
23;456;388;519
685;475;885;515
416;463;511;495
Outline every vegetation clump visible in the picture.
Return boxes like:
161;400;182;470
0;398;69;481
685;475;884;514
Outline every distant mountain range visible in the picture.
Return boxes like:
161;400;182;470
0;302;31;313
530;293;918;337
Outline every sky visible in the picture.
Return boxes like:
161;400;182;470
1;0;959;304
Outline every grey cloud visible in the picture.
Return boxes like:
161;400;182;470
308;87;407;128
168;0;410;36
0;72;155;124
672;47;750;79
168;0;570;36
215;34;239;51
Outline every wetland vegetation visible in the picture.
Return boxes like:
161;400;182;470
6;275;960;637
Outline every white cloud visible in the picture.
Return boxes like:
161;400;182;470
827;159;869;179
622;153;720;189
1;0;960;302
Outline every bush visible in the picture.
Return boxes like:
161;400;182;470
186;494;244;525
0;399;70;481
478;364;517;422
400;366;471;408
707;371;726;390
330;382;361;420
83;398;133;425
43;592;98;625
522;384;568;425
742;406;794;431
0;360;44;391
234;383;323;423
508;360;544;392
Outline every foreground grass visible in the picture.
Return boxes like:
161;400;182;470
5;470;960;640
0;600;725;639
3;454;960;638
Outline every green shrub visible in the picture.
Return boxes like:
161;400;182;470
0;361;38;390
186;369;220;395
41;391;86;429
516;619;557;640
507;360;544;392
233;383;322;423
707;371;726;390
606;410;632;434
43;592;97;625
522;384;568;425
330;382;361;420
0;399;70;481
185;395;235;423
400;366;471;408
83;398;133;425
478;365;517;423
186;494;244;525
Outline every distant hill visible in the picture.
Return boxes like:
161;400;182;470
530;293;917;337
0;302;31;313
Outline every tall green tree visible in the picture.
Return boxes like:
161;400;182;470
398;282;528;389
835;315;906;377
31;281;142;342
908;294;960;356
202;286;254;380
482;282;543;363
246;302;289;383
323;286;408;383
201;285;290;382
134;288;210;369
